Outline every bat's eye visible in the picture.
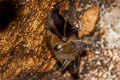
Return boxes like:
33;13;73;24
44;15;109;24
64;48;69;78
54;43;63;51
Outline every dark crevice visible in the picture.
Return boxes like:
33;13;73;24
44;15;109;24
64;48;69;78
47;5;78;42
0;1;16;31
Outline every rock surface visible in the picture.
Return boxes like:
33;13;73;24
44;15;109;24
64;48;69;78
0;0;61;79
0;0;120;80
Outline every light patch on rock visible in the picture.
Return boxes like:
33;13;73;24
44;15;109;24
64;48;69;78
99;6;120;49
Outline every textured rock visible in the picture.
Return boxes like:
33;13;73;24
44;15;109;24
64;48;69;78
78;5;99;38
0;0;61;79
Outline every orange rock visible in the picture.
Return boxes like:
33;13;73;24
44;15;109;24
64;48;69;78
59;0;70;15
78;5;99;38
74;0;80;8
40;51;56;73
